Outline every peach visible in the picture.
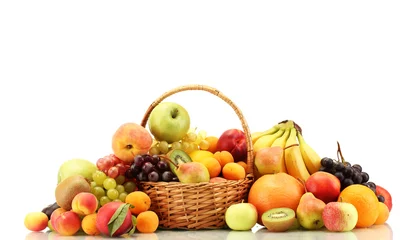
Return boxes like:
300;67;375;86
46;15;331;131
112;122;153;164
96;202;133;237
216;129;248;162
50;208;81;236
82;213;100;235
306;171;341;204
24;212;48;232
72;192;99;216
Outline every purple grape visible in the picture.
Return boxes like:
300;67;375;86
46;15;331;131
134;155;145;168
144;154;153;163
142;162;154;175
334;171;345;182
352;172;363;184
151;155;160;165
157;161;169;172
136;171;148;181
161;171;175;182
361;172;369;183
148;171;160;182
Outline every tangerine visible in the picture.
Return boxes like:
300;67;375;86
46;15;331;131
339;184;379;228
247;172;305;224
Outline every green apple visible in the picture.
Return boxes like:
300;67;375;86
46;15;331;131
57;158;97;184
225;202;258;231
148;102;190;143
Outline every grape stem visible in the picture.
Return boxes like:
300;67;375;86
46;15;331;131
336;141;347;165
158;154;179;168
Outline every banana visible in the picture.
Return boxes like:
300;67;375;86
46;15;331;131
253;127;285;153
251;123;283;144
284;128;310;182
297;130;322;174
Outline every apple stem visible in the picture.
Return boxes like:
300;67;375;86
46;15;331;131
159;155;178;168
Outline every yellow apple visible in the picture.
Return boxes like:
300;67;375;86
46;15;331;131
111;122;153;163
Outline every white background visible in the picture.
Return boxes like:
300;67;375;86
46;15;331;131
1;1;418;239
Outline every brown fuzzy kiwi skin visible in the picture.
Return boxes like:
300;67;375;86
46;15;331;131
55;175;91;210
261;207;296;232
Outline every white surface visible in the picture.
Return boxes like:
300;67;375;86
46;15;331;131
1;1;418;239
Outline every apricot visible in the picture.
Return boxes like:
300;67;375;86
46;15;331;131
222;162;246;180
81;213;100;235
72;192;98;216
136;211;160;233
213;151;234;168
125;191;151;215
24;212;48;232
199;157;222;178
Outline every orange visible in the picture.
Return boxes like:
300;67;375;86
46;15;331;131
136;210;159;233
125;191;151;215
204;136;219;153
214;151;234;168
222;162;245;180
248;172;305;224
374;202;390;225
339;184;380;228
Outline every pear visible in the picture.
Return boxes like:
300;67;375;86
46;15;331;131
174;162;210;183
57;158;97;184
296;191;326;230
254;146;286;176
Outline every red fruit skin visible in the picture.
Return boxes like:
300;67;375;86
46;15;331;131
376;185;393;212
306;171;341;204
96;202;133;237
216;129;247;162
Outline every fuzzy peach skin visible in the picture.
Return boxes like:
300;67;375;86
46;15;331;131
111;122;153;164
72;192;98;216
24;212;48;232
50;208;81;236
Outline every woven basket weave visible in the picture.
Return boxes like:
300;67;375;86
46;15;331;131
138;84;254;230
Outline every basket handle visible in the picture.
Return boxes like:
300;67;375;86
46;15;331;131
140;84;254;176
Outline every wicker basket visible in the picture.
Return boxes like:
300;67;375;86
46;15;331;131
138;84;254;230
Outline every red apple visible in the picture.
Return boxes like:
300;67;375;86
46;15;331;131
96;202;133;237
216;129;247;162
306;171;341;204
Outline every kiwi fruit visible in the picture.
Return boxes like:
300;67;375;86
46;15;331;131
261;207;296;232
166;149;192;173
55;175;90;210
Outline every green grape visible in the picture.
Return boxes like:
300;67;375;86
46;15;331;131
90;181;97;188
115;175;126;185
107;189;119;200
115;184;125;194
158;141;169;154
92;186;106;199
181;142;190;151
113;199;122;202
103;178;117;190
92;171;107;186
99;196;111;206
123;181;136;193
199;139;210;150
186;132;197;142
190;143;199;151
149;146;160;155
198;130;207;139
119;192;128;202
171;141;182;150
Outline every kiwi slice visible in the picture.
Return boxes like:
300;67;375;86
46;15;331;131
261;207;296;232
166;149;192;173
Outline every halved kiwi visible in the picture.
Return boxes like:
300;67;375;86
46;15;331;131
166;149;192;173
261;207;296;232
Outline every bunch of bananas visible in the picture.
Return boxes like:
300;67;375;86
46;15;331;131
251;120;321;181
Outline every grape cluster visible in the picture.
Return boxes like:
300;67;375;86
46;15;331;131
319;157;374;190
125;154;179;182
91;170;137;207
149;128;209;155
96;154;131;178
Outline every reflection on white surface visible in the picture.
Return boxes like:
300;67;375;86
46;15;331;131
24;224;392;240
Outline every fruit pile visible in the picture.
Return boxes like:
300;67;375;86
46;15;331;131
24;99;393;237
